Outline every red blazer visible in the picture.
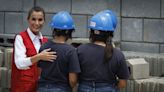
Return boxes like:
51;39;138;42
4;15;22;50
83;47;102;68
11;30;48;92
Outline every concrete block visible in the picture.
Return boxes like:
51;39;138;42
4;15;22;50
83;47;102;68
36;0;71;13
0;13;4;34
72;15;88;38
127;58;149;79
0;67;7;88
126;80;131;92
134;80;140;92
153;58;160;76
145;57;157;76
121;42;159;53
122;0;160;18
123;51;142;59
0;0;22;11
149;82;156;92
130;80;134;92
5;12;23;34
0;50;3;67
158;55;164;76
159;83;164;92
40;14;53;36
160;44;164;53
22;0;34;12
123;51;164;76
76;0;121;15
7;70;11;88
4;48;13;69
162;0;164;18
144;19;164;43
113;17;121;41
122;18;143;41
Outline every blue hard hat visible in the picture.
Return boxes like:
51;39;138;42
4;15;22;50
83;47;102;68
89;10;117;32
101;10;117;29
50;11;75;30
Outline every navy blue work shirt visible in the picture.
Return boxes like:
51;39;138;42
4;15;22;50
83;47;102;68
77;43;129;83
38;40;81;86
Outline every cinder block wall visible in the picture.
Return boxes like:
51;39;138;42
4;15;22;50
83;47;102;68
0;0;164;53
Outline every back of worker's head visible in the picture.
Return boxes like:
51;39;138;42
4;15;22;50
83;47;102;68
89;10;117;62
50;11;75;40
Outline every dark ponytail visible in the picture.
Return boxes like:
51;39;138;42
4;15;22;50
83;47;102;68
104;31;114;63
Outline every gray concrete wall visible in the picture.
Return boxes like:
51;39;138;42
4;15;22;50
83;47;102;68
0;0;163;53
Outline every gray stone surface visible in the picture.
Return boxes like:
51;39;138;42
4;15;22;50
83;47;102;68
0;67;7;88
4;48;12;69
160;44;164;53
122;18;143;41
122;0;160;18
144;19;164;43
5;12;23;34
22;13;28;31
113;17;120;41
123;77;164;92
123;51;164;76
72;0;117;15
0;50;3;67
158;56;164;76
0;12;4;34
23;0;34;12
0;0;22;11
127;58;149;79
121;42;159;53
41;14;53;36
7;70;11;88
162;0;164;18
36;0;71;13
72;15;88;38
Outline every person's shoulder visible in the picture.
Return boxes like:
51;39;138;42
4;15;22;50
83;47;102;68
77;43;90;49
64;44;76;50
113;48;125;58
40;40;51;48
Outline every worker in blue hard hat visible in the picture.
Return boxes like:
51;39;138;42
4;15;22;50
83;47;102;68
37;11;81;92
77;10;129;92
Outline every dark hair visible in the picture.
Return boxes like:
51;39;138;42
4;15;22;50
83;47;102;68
27;6;45;20
89;29;114;63
52;28;74;41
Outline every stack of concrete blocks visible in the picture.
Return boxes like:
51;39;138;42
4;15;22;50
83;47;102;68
121;77;164;92
123;51;164;76
120;51;164;92
0;47;12;92
120;58;150;92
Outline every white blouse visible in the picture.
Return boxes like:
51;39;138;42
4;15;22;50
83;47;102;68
14;28;43;70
